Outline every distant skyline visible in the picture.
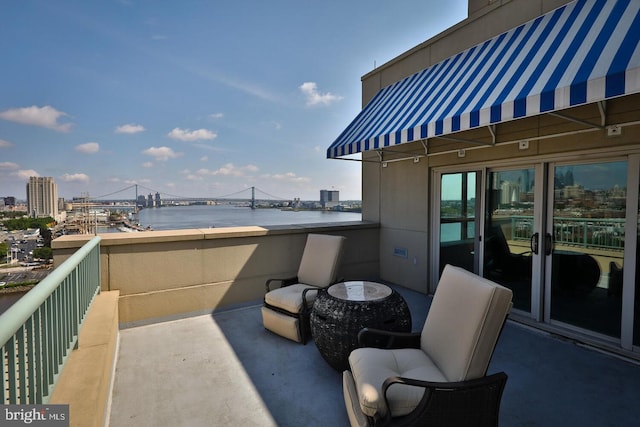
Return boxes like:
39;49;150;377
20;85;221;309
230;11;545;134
0;0;468;201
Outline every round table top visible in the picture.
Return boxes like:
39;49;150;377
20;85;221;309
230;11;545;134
327;281;392;302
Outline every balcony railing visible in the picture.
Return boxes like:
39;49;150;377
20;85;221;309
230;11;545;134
1;236;101;404
510;215;625;250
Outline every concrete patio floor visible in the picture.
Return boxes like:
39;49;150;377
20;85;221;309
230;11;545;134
108;286;640;426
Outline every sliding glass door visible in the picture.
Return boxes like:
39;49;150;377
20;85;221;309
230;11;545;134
434;157;639;348
438;171;480;275
546;161;627;338
484;167;541;314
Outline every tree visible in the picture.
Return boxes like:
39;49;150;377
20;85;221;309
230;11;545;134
39;227;53;247
2;217;54;232
0;241;7;261
33;247;53;260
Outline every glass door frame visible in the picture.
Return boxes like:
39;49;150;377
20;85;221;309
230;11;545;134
430;167;482;293
622;154;638;351
543;156;639;348
484;164;546;321
431;153;640;353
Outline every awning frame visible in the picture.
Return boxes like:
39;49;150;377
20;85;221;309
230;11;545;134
331;100;633;164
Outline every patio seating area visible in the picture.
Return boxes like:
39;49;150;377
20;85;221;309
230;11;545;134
108;284;640;427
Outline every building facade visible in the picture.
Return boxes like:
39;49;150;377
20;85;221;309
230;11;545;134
329;0;640;358
320;189;340;209
26;176;59;219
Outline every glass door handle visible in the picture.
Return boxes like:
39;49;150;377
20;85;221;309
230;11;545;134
530;232;539;255
545;233;553;256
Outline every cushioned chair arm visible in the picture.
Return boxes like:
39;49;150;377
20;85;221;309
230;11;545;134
379;372;508;427
357;328;421;349
265;276;298;292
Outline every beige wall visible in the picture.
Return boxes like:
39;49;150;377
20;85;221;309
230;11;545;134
53;222;379;325
358;0;640;292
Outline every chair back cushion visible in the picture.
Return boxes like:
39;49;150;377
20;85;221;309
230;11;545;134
297;234;346;287
421;265;512;382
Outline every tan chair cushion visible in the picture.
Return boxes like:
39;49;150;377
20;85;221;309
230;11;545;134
343;371;371;427
264;284;319;313
348;347;447;418
297;234;346;287
421;264;513;382
261;306;301;342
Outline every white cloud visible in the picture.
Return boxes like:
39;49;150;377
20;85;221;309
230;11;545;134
0;139;13;148
266;121;282;130
0;105;73;132
270;171;311;183
142;146;182;161
142;162;153;168
60;173;90;183
115;123;146;134
213;163;258;177
14;169;39;179
167;127;217;142
188;163;258;178
299;82;343;107
200;156;208;161
0;162;19;170
75;142;100;154
209;113;224;119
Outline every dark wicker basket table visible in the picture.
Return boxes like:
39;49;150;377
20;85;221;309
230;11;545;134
310;281;411;371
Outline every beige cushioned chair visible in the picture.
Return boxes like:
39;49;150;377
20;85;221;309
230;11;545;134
343;264;513;426
262;234;346;343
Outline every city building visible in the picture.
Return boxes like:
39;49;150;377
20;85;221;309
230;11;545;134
154;192;162;208
147;193;154;208
320;189;339;209
328;0;640;357
136;195;146;209
3;197;16;207
26;176;58;219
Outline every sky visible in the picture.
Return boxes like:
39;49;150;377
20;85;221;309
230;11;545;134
0;0;467;202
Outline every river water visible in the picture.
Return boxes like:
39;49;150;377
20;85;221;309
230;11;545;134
134;204;361;230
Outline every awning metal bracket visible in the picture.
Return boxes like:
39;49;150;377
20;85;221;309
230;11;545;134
420;139;428;154
548;111;605;130
433;135;494;146
598;101;606;127
488;125;496;144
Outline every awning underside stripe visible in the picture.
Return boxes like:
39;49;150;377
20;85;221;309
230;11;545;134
327;0;640;159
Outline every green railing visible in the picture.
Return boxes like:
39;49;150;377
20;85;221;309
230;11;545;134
1;236;101;404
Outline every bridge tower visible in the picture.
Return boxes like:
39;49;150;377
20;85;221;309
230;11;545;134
251;186;255;209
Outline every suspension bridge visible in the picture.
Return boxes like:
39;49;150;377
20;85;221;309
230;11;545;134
87;185;292;210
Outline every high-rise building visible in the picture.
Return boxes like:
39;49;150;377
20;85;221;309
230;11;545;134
320;190;339;209
155;192;162;207
26;176;58;218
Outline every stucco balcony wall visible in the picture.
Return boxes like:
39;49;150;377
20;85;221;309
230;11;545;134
52;221;379;325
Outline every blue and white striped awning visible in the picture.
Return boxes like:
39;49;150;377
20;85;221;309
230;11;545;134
327;0;640;159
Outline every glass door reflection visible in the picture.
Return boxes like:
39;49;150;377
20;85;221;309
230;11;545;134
484;168;536;312
548;161;627;338
439;172;479;275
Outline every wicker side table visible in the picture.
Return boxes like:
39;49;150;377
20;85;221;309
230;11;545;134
310;281;411;371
